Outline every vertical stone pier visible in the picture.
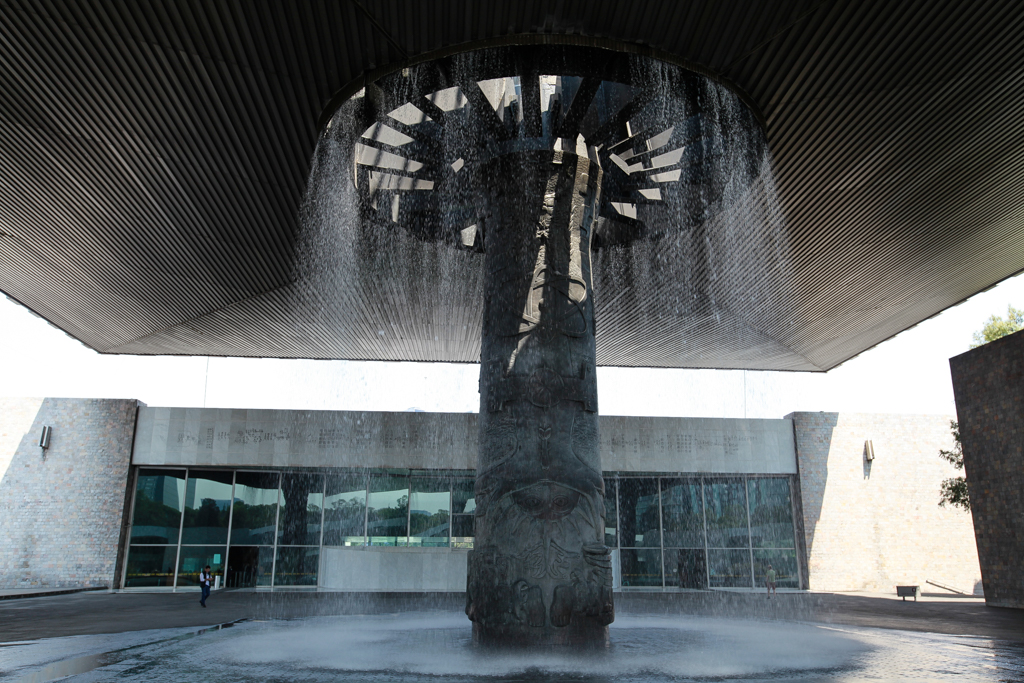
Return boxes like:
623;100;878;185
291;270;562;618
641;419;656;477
466;142;615;645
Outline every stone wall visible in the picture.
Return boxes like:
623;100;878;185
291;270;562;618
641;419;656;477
789;412;981;593
0;398;138;588
950;329;1024;608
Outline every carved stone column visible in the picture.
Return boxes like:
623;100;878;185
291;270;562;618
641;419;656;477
466;142;614;646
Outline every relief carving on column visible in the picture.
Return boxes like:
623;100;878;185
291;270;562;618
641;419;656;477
469;150;613;644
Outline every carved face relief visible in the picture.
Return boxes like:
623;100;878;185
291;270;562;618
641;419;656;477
512;482;581;520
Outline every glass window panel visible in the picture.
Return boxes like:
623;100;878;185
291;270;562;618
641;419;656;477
180;470;233;544
367;474;409;546
278;473;324;546
747;478;796;549
323;473;367;546
176;546;226;587
665;548;707;589
704;478;750;549
452;479;475;514
231;472;280;545
124;546;178;588
620;548;663;587
707;548;753;588
225;545;273;588
409;477;450;547
451;515;474;549
661;478;705;548
753;549;800;589
130;469;185;544
618;478;660;548
274;547;320;586
603;478;618;548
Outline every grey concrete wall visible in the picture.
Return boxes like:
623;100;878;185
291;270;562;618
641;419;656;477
0;398;139;588
790;412;981;593
950;329;1024;608
320;547;468;591
600;416;796;473
133;408;796;475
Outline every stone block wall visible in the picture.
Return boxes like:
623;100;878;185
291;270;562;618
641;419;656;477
950;329;1024;608
0;397;139;588
789;412;981;593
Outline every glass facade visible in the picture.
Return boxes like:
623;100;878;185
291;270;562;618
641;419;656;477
123;468;799;590
124;469;184;588
609;475;800;589
123;468;477;589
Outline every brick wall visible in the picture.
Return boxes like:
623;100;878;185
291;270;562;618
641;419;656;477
0;398;139;588
950;329;1024;608
789;412;981;593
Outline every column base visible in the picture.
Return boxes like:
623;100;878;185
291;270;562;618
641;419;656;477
472;620;610;648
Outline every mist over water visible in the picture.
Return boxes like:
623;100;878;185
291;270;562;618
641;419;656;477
217;613;865;679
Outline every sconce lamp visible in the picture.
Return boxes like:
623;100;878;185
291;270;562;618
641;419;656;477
39;425;52;451
864;440;875;461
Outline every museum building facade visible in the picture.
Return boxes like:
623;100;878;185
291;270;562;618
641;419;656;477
0;398;981;595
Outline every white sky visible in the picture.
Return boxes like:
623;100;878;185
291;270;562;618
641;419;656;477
2;272;1022;419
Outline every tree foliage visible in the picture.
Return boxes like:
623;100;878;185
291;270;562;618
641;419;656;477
970;305;1024;348
939;420;970;511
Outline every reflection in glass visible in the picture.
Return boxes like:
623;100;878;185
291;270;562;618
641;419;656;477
130;469;186;544
661;478;704;548
225;545;274;588
748;478;795;549
231;472;280;545
176;546;226;587
704;478;750;548
753;549;799;588
618;478;660;548
278;473;324;546
367;474;409;546
603;478;618;547
409;477;450;547
620;548;663;587
665;548;707;589
181;470;233;544
124;546;178;587
275;547;319;586
708;548;752;588
452;479;475;514
323;473;367;546
451;478;474;549
451;514;474;548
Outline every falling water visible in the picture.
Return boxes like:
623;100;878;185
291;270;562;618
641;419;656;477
285;41;804;658
296;46;795;374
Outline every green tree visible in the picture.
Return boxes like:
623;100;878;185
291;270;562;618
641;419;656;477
939;420;970;511
970;305;1023;348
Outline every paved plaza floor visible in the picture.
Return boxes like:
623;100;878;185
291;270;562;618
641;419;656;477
1;590;1023;681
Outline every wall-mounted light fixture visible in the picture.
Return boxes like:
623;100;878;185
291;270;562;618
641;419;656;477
39;425;52;451
864;440;875;461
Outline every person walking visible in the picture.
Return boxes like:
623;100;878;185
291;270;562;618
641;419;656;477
199;565;212;608
765;564;777;599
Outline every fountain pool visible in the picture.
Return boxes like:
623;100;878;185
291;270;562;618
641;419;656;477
4;610;1023;682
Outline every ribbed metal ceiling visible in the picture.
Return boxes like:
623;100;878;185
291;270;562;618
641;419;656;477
1;0;1023;371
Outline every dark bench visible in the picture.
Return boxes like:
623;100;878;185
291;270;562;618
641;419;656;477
896;585;920;601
